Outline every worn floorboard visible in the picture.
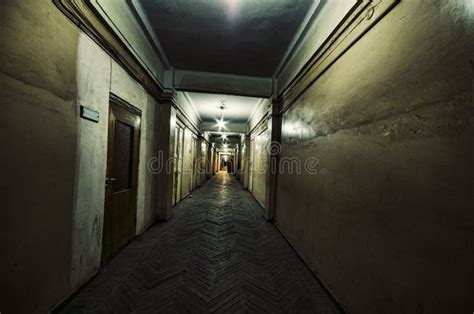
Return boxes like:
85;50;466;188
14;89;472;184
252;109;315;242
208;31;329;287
60;172;340;313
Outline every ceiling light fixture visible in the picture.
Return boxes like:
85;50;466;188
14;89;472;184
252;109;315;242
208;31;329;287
217;119;225;130
216;101;226;131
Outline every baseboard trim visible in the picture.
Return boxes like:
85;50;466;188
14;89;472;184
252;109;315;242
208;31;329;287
273;223;348;314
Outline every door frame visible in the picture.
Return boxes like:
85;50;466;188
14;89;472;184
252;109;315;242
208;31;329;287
249;138;255;192
173;122;185;204
101;93;141;263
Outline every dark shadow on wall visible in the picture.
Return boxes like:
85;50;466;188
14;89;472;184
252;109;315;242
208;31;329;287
0;1;80;312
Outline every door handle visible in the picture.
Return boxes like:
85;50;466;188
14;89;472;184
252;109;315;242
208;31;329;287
105;177;116;188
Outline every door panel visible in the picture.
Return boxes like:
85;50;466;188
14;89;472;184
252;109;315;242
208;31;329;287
174;125;184;204
249;139;255;192
252;129;269;208
172;126;178;206
178;127;184;202
191;137;197;191
102;100;141;263
112;121;134;192
210;147;214;176
181;129;193;198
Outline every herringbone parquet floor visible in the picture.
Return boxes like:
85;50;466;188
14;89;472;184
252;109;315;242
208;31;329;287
60;172;341;313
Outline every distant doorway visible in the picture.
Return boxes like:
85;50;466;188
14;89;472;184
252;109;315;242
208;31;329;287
102;96;141;263
219;153;234;173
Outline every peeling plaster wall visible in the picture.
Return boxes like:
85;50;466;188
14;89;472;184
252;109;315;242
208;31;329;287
276;1;474;313
71;35;159;289
0;1;79;312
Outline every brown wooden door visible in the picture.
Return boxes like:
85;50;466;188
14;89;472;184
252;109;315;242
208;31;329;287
102;99;141;263
173;125;184;204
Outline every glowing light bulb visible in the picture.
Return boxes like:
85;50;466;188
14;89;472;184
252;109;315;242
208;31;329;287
216;118;226;130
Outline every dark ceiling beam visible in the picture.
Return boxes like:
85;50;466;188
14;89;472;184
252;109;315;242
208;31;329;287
173;70;274;99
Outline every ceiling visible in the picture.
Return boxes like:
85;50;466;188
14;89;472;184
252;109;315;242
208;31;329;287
136;0;313;77
186;92;261;123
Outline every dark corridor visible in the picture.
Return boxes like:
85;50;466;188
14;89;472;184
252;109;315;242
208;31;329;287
59;173;340;313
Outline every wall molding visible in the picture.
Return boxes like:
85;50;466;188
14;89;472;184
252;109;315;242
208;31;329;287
248;104;272;137
175;106;201;137
273;0;323;79
110;93;142;117
128;0;171;69
246;98;266;125
182;92;203;124
53;0;165;100
279;0;400;114
159;91;201;136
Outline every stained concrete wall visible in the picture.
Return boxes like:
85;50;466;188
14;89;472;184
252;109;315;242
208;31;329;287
276;1;474;313
71;34;159;289
0;1;79;312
